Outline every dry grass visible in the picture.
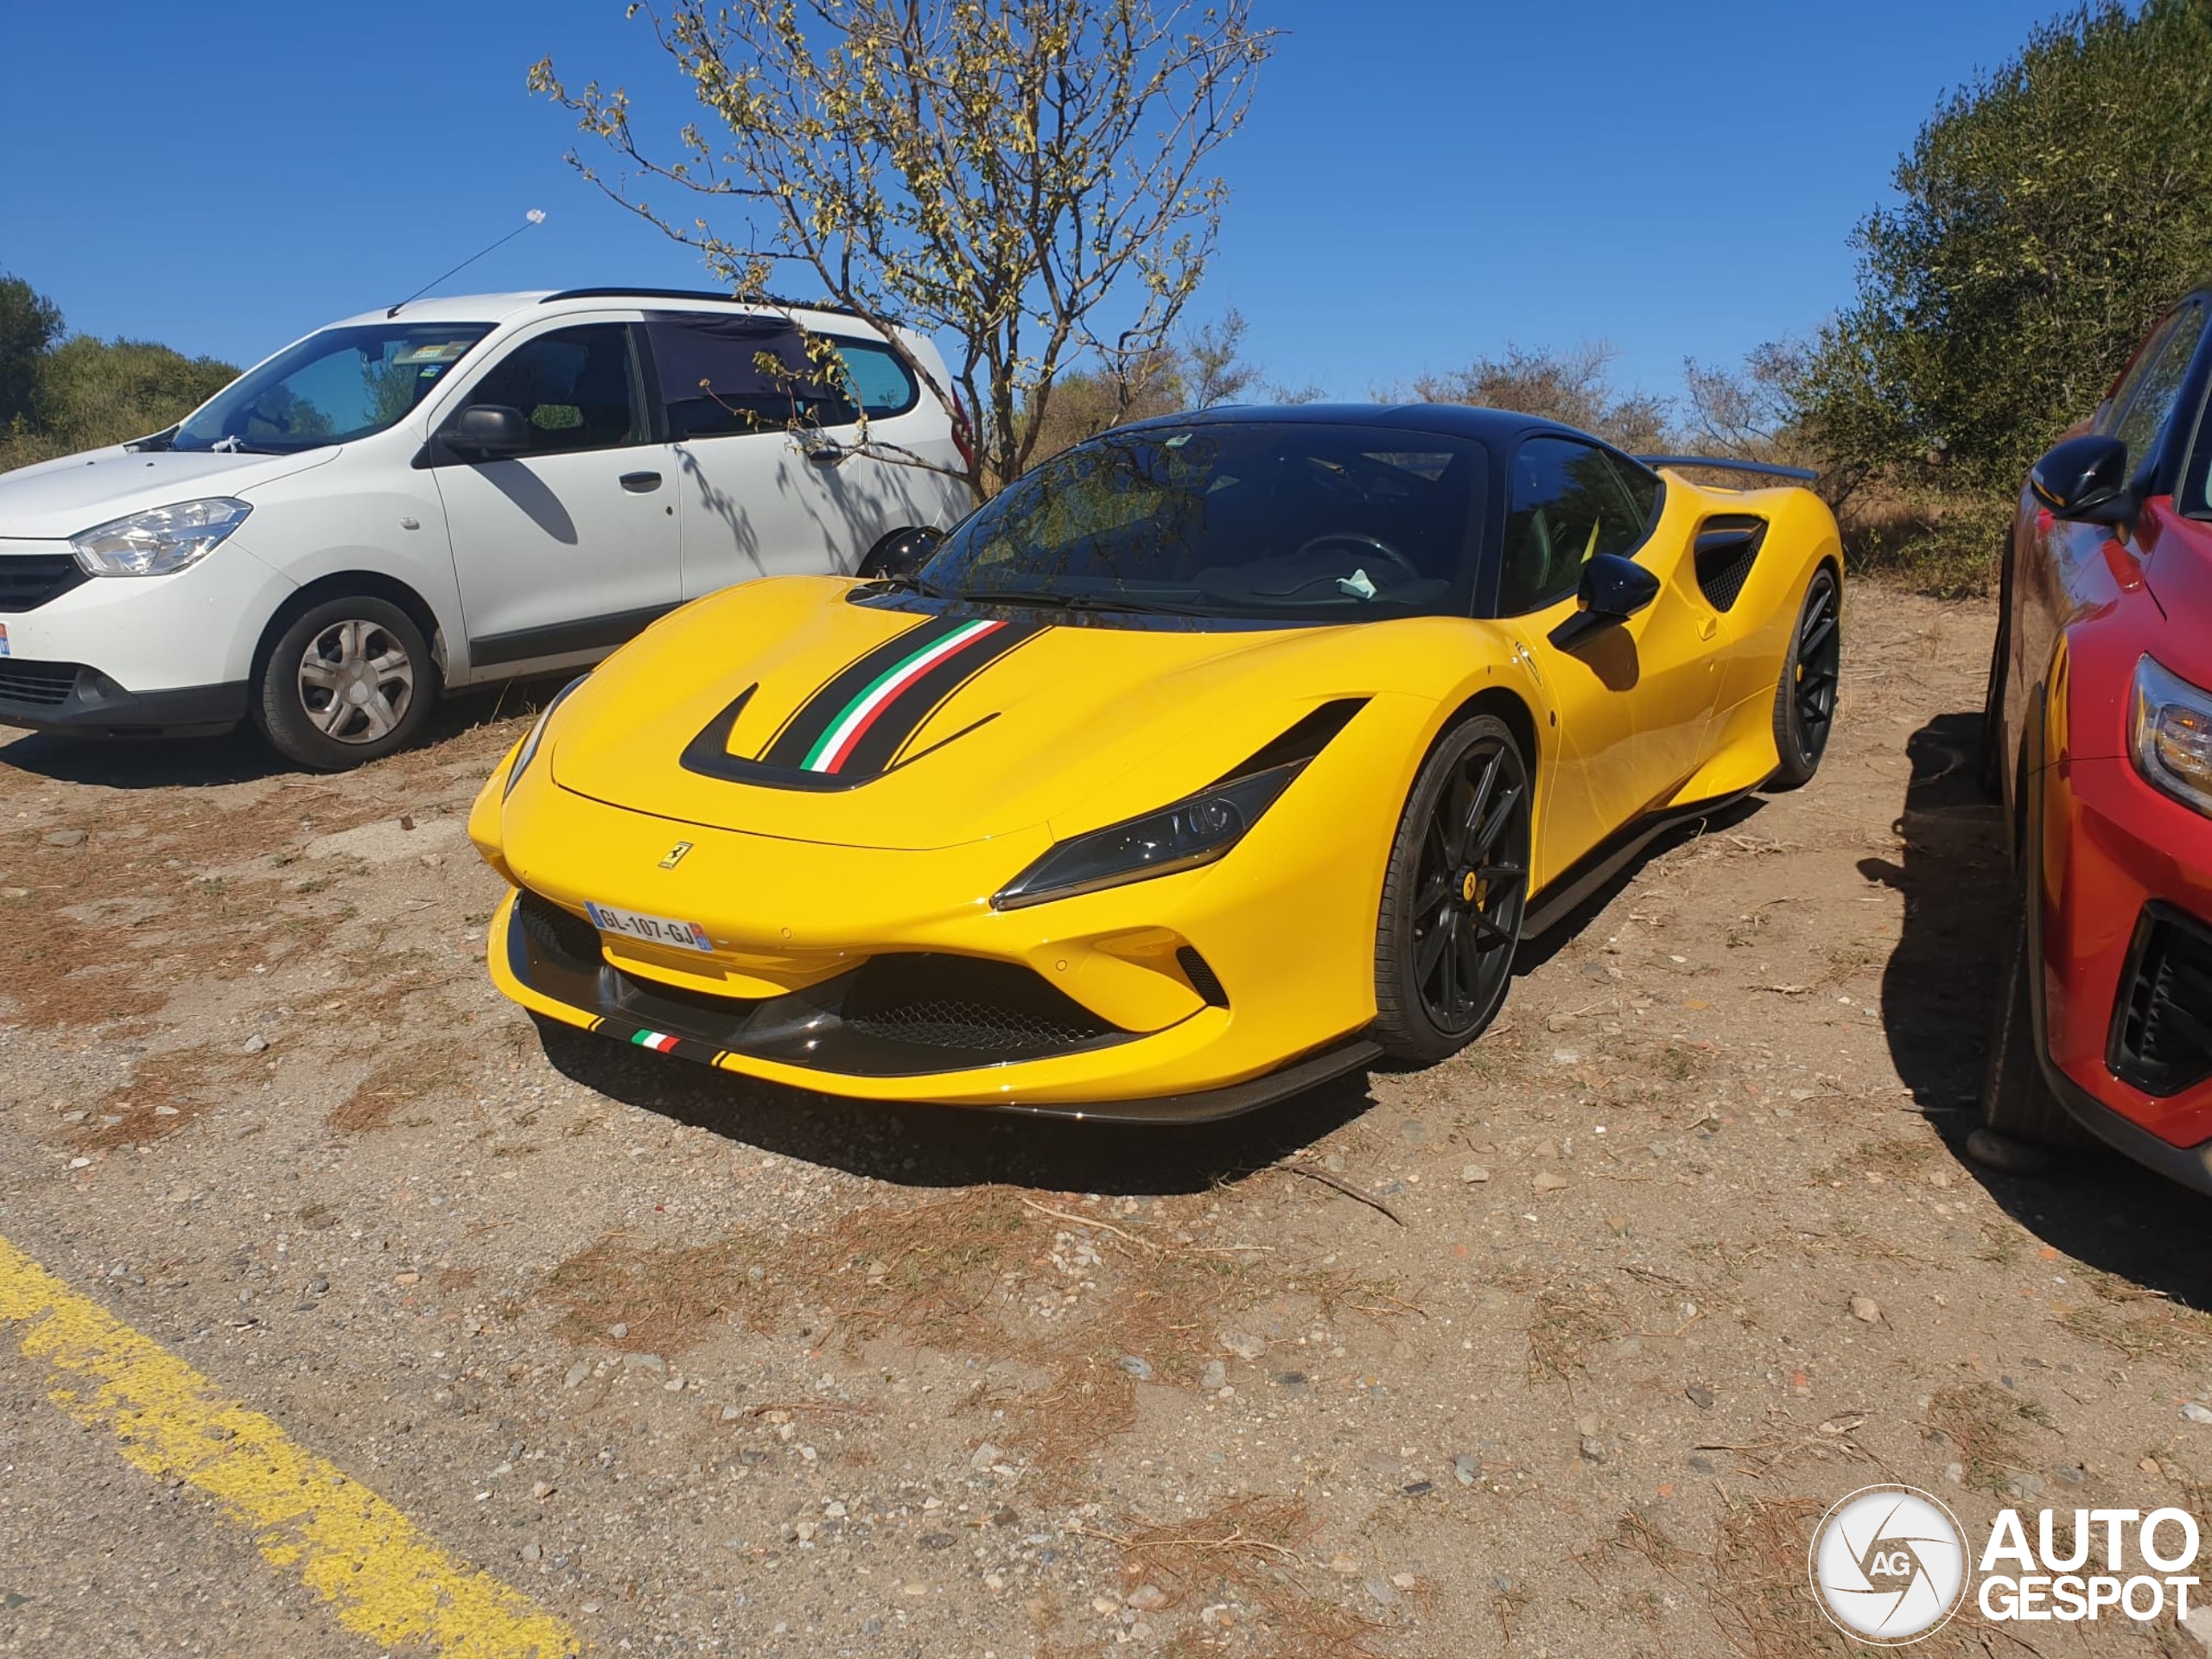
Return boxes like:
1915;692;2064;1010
1707;1495;1847;1659
546;1186;1413;1481
327;1043;469;1134
1810;1135;1936;1187
0;895;168;1027
2053;1297;2210;1363
76;1045;238;1150
1924;1380;2055;1491
1526;1279;1624;1382
1083;1497;1384;1659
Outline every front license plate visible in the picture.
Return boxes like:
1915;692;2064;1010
585;902;714;952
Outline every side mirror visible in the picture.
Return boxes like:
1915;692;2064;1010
2029;433;2133;524
1576;552;1661;621
440;404;531;461
857;524;944;581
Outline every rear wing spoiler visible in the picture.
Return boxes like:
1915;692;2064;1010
1636;454;1818;483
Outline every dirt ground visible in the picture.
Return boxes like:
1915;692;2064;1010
3;588;2211;1658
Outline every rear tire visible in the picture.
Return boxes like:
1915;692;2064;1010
1373;715;1530;1065
254;594;436;771
1769;566;1840;790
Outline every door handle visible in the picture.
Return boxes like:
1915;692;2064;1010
1698;615;1718;641
620;471;663;493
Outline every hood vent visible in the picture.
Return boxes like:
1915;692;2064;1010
1213;698;1368;785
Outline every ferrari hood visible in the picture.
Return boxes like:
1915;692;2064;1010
550;577;1385;851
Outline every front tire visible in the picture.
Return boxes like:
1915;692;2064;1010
1980;844;2094;1149
254;595;436;771
1769;565;1840;790
1373;715;1531;1065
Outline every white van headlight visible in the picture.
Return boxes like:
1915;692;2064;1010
71;498;251;577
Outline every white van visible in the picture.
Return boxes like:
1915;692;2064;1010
0;289;972;767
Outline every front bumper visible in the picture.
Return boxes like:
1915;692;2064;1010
0;537;295;731
490;887;1379;1121
0;661;247;736
2037;753;2212;1173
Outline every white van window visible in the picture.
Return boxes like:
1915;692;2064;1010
461;325;647;455
646;315;825;439
824;338;919;418
646;315;922;439
168;323;492;454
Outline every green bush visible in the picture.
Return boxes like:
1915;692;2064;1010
0;270;236;474
1802;0;2212;500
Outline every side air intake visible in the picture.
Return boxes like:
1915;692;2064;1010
1693;516;1768;612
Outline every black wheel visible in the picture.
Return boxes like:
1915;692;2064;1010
1373;715;1531;1064
1769;566;1840;789
1980;875;2094;1148
254;594;436;771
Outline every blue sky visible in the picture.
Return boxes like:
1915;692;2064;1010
1;1;2074;406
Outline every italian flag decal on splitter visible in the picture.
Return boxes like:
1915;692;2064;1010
631;1030;680;1054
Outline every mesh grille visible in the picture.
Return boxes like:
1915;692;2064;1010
1177;945;1230;1007
2113;906;2212;1096
845;997;1113;1054
842;953;1118;1057
0;556;87;613
0;660;82;707
516;887;604;969
1693;516;1767;612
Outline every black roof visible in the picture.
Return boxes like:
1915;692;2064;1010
1119;401;1597;447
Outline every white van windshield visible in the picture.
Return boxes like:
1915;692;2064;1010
164;322;493;454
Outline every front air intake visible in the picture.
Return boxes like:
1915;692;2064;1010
515;888;605;969
1177;945;1230;1007
2110;903;2212;1096
842;954;1118;1057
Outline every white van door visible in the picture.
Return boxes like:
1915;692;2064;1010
429;320;683;679
645;315;962;598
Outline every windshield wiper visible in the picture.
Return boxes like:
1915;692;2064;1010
861;573;948;598
954;587;1195;616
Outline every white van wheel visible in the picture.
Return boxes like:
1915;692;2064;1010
255;595;436;770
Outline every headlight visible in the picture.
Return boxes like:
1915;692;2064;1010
2131;654;2212;815
992;761;1302;911
70;498;251;577
504;675;587;799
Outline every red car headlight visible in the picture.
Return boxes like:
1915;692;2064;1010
2130;654;2212;817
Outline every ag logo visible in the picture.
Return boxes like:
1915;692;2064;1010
1808;1484;1967;1644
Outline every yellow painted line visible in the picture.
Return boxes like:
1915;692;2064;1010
0;1231;575;1658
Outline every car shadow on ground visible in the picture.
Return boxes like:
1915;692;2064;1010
532;1016;1380;1198
532;795;1779;1197
1868;710;2212;1306
0;676;572;788
1510;794;1770;975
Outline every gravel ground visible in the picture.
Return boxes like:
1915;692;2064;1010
3;588;2210;1658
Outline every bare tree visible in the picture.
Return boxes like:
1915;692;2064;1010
1395;340;1672;453
531;1;1273;498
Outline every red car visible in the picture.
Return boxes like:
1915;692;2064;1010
1982;290;2212;1190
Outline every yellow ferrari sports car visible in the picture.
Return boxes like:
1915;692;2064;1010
470;406;1840;1121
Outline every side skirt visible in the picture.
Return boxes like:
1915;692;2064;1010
1522;789;1754;938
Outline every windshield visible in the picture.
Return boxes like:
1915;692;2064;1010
168;322;493;454
915;423;1489;622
